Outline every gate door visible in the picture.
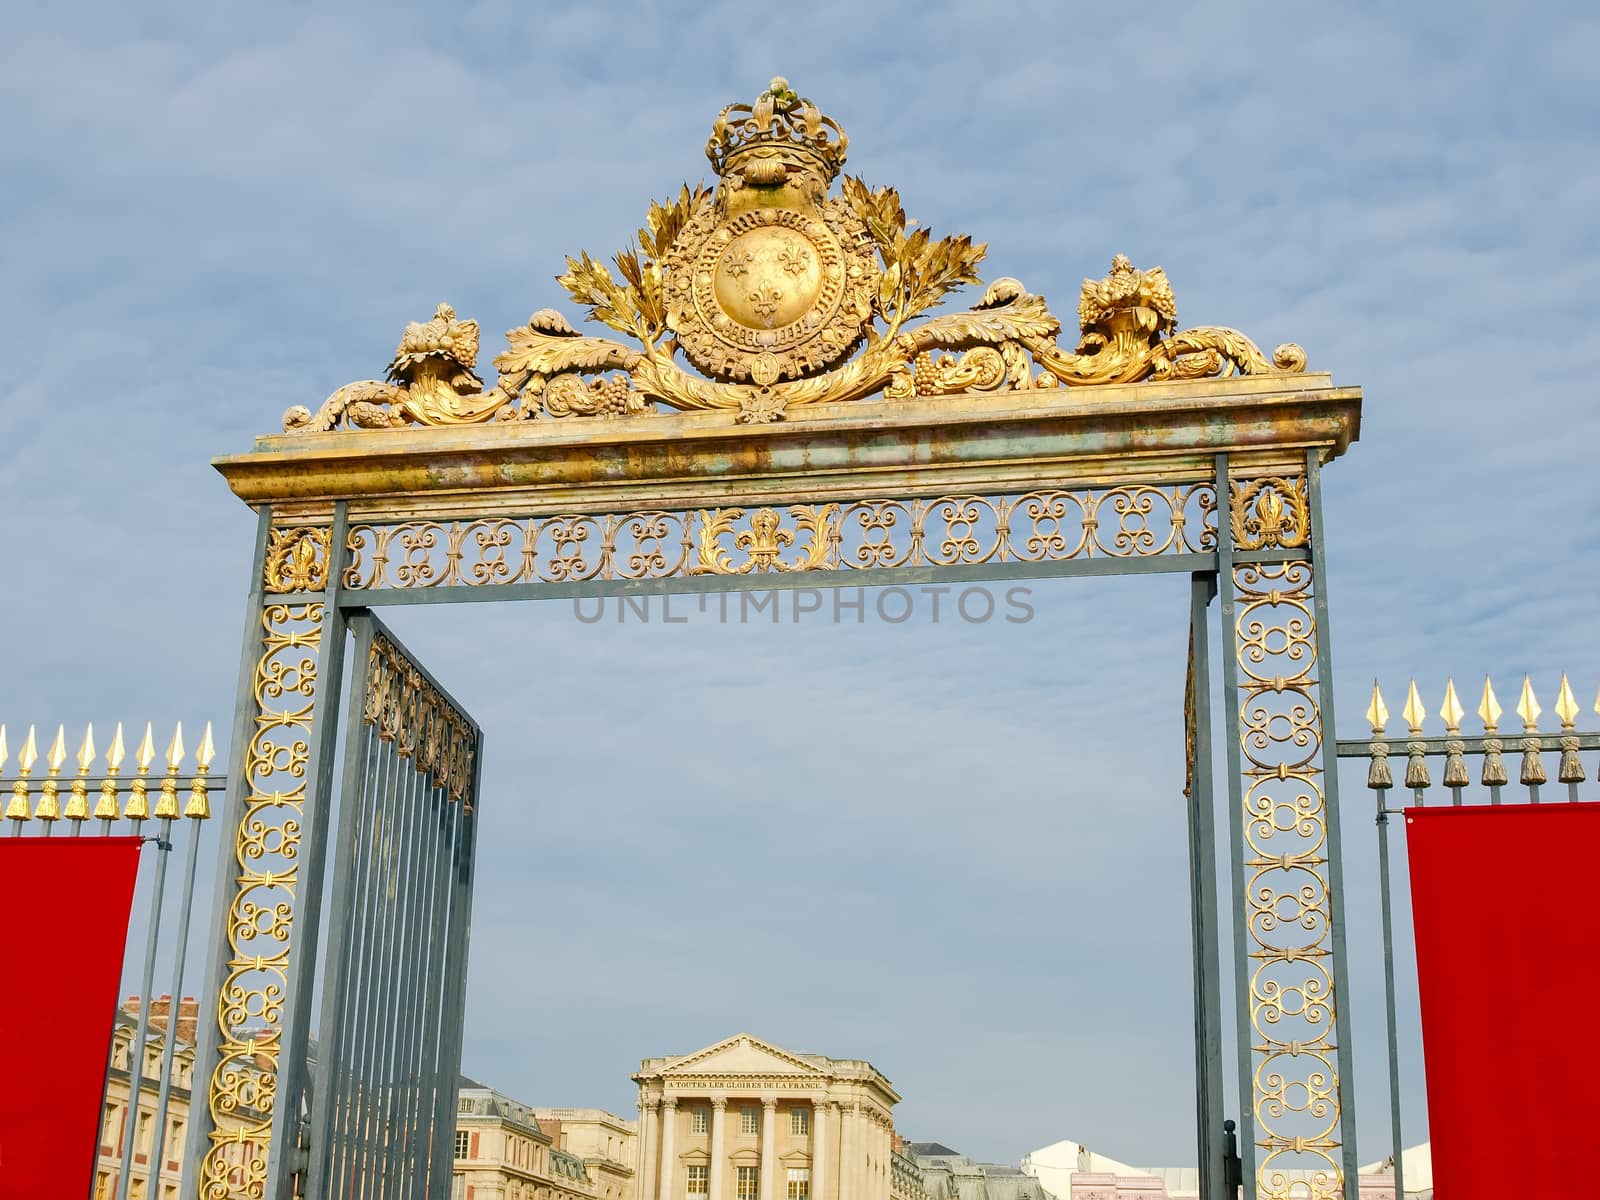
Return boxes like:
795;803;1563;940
306;612;482;1199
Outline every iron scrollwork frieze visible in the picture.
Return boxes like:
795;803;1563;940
342;485;1220;590
1232;560;1343;1200
364;631;476;804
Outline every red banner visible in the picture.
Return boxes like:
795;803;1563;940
0;837;143;1199
1406;803;1600;1195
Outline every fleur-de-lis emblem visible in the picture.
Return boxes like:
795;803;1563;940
734;507;795;571
749;284;783;322
776;243;812;277
722;249;755;278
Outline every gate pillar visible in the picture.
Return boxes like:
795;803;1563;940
183;506;349;1200
1216;451;1359;1199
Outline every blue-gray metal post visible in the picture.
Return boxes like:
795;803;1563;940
1187;572;1227;1200
306;611;378;1199
1304;448;1362;1198
146;813;207;1196
1212;452;1258;1200
116;823;171;1200
428;730;481;1200
183;506;272;1186
1374;780;1405;1200
266;501;353;1200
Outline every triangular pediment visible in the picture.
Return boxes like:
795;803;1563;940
662;1033;824;1077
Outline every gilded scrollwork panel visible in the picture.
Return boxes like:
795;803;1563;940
342;484;1218;589
364;631;476;804
199;597;323;1200
1230;561;1343;1200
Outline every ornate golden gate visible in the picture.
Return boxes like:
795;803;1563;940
186;79;1364;1200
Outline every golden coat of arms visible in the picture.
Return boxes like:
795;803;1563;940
287;77;1304;432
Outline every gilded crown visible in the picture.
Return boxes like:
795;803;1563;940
705;77;849;186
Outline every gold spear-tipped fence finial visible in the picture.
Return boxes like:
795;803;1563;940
1440;678;1470;789
2;725;25;820
7;727;39;820
186;722;215;818
66;725;95;821
0;726;8;775
1403;680;1426;734
36;725;67;821
95;722;125;820
1479;677;1503;731
1402;679;1430;790
155;722;185;819
1516;675;1547;787
1365;681;1393;790
1556;674;1579;729
1555;673;1585;786
1440;679;1464;733
126;722;155;820
1478;677;1508;788
1366;680;1389;734
1516;675;1542;731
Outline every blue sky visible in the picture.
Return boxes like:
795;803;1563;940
3;0;1598;1172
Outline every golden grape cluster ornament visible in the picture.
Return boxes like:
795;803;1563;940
285;77;1305;432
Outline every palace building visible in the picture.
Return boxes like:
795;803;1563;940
632;1035;902;1200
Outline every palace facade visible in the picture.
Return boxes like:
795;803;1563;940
633;1036;902;1200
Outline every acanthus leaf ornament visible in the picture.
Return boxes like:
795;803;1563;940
283;77;1308;434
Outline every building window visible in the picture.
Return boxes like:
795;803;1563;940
690;1107;709;1135
687;1166;709;1199
738;1167;760;1200
787;1170;810;1200
740;1107;759;1135
95;1174;110;1200
167;1119;185;1161
452;1178;466;1200
790;1109;809;1137
459;1096;475;1113
455;1130;470;1160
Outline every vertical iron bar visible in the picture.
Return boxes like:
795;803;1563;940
1213;452;1259;1200
360;697;413;1199
307;611;378;1199
1374;787;1406;1200
147;815;207;1196
1305;448;1361;1199
360;710;407;1197
1187;573;1227;1200
428;730;481;1200
333;701;393;1198
341;731;388;1199
378;709;428;1190
116;825;171;1200
408;765;455;1200
397;770;443;1200
183;505;272;1187
267;501;353;1200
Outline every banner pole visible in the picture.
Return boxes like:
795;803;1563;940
1375;793;1406;1199
115;823;172;1200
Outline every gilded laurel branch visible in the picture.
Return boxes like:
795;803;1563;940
282;78;1309;434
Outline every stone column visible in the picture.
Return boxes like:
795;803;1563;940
658;1098;678;1200
709;1097;728;1200
759;1097;778;1200
638;1097;660;1200
810;1100;829;1200
853;1107;868;1200
837;1104;855;1200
